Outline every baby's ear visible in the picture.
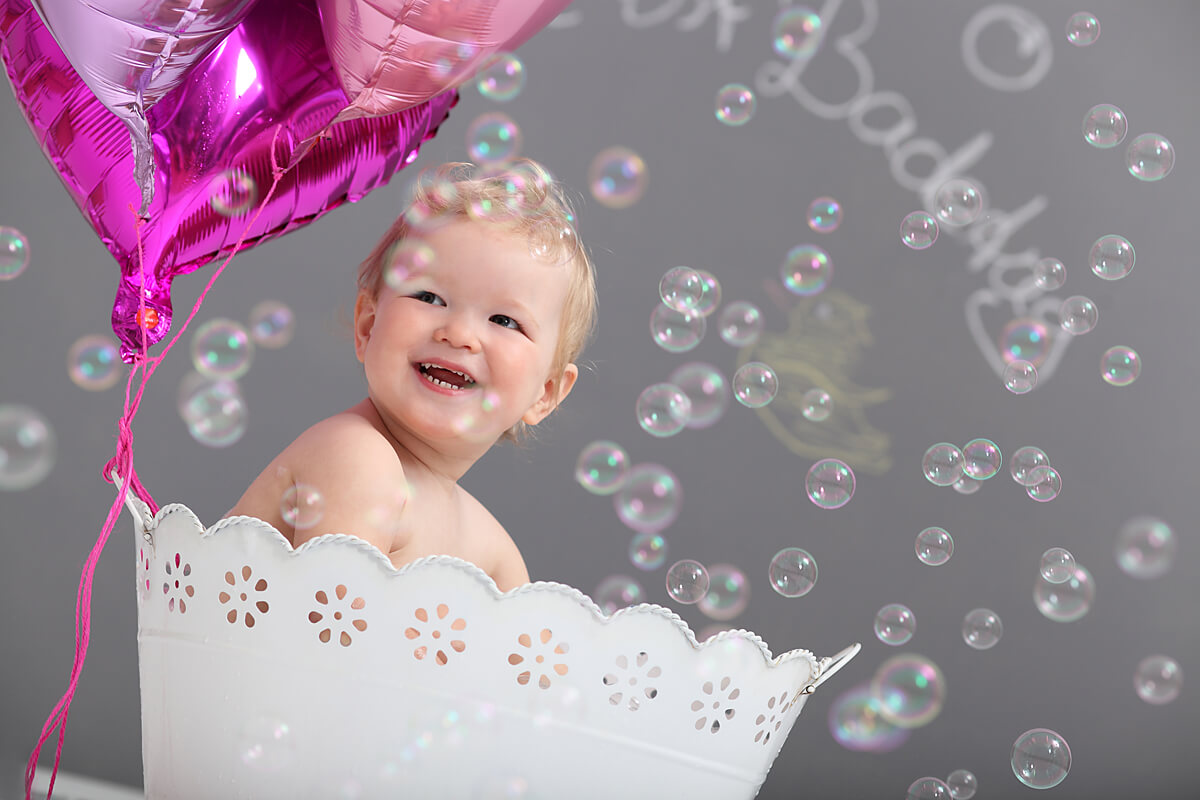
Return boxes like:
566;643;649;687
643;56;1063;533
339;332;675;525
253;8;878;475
522;363;579;426
353;292;377;363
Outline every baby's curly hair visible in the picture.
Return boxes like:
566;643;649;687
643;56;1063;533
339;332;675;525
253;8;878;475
357;160;597;442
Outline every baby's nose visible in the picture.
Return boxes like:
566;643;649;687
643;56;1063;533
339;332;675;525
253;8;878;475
435;315;481;351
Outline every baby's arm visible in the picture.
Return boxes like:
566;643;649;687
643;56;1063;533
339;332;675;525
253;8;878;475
490;533;531;593
464;494;530;592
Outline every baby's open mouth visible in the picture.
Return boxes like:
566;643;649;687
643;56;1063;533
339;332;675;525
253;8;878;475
417;362;476;391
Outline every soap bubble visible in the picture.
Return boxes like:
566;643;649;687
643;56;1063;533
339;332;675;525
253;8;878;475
615;463;682;534
1134;655;1183;705
1066;12;1100;46
670;362;730;429
68;334;122;391
1115;516;1176;579
659;266;706;315
715;83;756;126
1000;318;1051;368
1032;257;1066;290
952;476;981;496
467;112;522;164
589;147;647;209
650;303;706;353
1011;728;1071;789
718;301;764;347
386;241;437;290
178;373;248;448
629;532;668;571
874;603;916;646
934;179;983;227
475;53;525;102
665;559;709;604
906;777;951;800
961;608;1003;650
800;388;833;421
772;6;823;59
1058;296;1098;335
900;211;938;250
699;564;750;621
733;362;778;408
594;575;645;615
781;244;832;296
281;483;325;530
1082;104;1127;148
961;438;1002;480
238;714;295;771
636;382;692;438
768;547;818;597
871;654;946;728
806;458;855;509
807;196;843;233
922;443;964;487
0;226;30;279
1025;466;1062;502
248;301;296;349
0;404;55;491
1100;346;1141;386
1003;360;1038;394
1010;446;1049;486
946;769;977;800
915;527;954;566
1089;234;1135;280
1034;563;1094;622
192;318;254;380
690;270;723;318
828;682;910;753
210;170;258;216
1126;133;1174;181
1040;548;1076;584
575;440;629;495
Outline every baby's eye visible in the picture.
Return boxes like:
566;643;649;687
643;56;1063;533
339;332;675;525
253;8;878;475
490;314;522;331
412;291;445;306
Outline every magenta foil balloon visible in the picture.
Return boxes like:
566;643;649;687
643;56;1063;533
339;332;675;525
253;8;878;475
1;0;457;360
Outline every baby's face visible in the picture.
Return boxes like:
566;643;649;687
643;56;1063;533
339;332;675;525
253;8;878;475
355;218;573;445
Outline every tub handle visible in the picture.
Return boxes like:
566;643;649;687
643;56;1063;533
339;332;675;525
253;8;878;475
800;642;861;695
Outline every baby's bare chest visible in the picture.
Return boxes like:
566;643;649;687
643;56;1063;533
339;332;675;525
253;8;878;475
386;492;489;568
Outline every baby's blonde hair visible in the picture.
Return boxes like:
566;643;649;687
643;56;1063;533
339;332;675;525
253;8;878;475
357;160;598;442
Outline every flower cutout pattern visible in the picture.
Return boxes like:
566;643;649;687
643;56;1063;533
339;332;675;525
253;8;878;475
137;545;152;599
162;551;194;614
691;676;741;734
307;583;367;646
753;689;792;745
218;564;270;628
507;628;569;689
404;603;467;665
602;651;662;711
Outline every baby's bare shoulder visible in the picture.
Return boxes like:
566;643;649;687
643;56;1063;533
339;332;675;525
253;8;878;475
457;487;529;590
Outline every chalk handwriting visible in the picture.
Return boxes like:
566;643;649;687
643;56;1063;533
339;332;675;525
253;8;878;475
618;0;752;52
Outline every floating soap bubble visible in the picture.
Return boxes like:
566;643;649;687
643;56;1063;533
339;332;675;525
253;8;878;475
961;609;1003;650
0;226;30;279
691;270;723;318
807;196;843;233
806;458;855;509
575;440;629;495
589;146;647;209
281;483;325;530
946;769;977;800
629;532;668;571
900;211;938;250
178;372;248;448
1003;360;1037;394
1126;133;1174;181
768;547;818;597
1034;563;1094;622
192;318;254;380
248;301;295;349
827;682;910;753
594;575;645;615
659;266;705;315
952;476;982;495
1058;296;1098;335
715;83;756;126
615;463;682;534
1011;728;1071;789
1000;318;1051;368
1134;655;1183;705
915;527;954;566
1010;446;1049;486
871;654;946;728
801;388;832;421
385;240;436;288
923;443;964;487
669;362;730;429
466;112;522;164
238;714;295;771
906;777;952;800
934;179;983;227
1025;466;1062;502
1066;12;1100;46
0;404;55;491
1089;234;1135;280
1100;346;1141;386
665;559;709;604
961;438;1002;480
733;362;778;408
636;382;692;438
210;170;258;216
1115;516;1176;579
68;334;121;391
874;604;916;646
781;244;832;296
1032;257;1066;290
772;5;823;59
1040;548;1076;584
475;53;525;101
699;564;750;621
650;303;706;353
1082;103;1127;148
718;301;764;347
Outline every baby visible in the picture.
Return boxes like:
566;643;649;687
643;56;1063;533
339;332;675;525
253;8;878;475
228;160;597;591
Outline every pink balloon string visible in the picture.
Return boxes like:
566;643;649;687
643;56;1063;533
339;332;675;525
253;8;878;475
26;125;290;800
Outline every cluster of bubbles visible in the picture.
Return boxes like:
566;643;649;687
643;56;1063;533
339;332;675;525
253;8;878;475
905;770;977;800
961;608;1003;650
1077;94;1175;180
0;404;56;491
715;83;756;126
1011;728;1071;789
589;146;648;209
475;53;525;102
466;112;522;164
921;438;1001;493
1;226;30;280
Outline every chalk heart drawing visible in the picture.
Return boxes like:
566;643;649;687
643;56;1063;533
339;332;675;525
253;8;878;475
966;287;1071;381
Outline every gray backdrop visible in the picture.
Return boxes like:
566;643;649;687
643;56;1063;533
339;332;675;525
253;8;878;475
3;1;1199;798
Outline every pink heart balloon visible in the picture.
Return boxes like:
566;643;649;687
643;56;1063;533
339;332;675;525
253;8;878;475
1;0;457;359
